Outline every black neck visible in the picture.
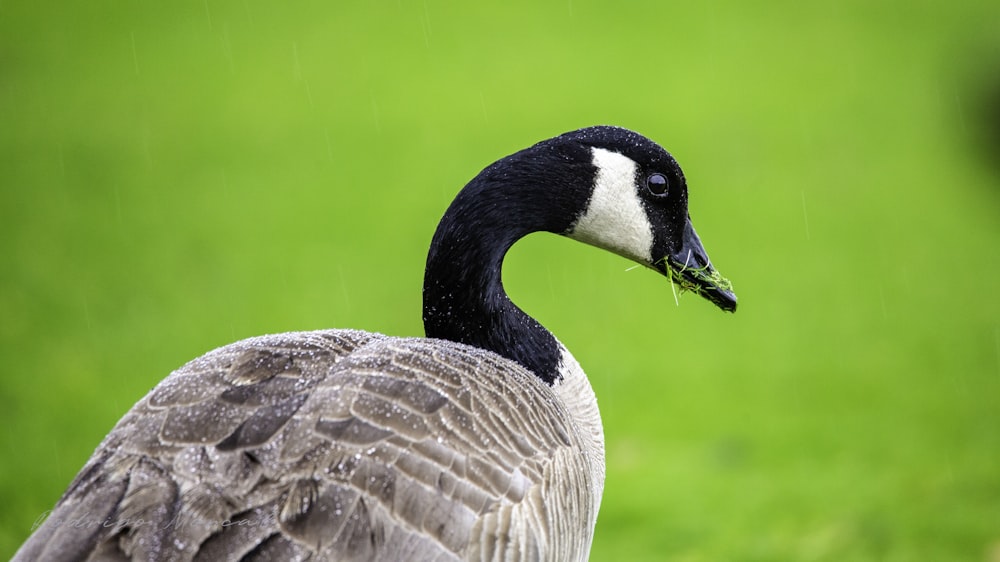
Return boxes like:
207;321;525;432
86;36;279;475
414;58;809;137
422;147;593;385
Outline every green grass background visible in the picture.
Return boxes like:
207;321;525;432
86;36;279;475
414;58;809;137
2;1;999;560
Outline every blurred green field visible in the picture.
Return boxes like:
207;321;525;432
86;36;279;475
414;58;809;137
2;1;999;560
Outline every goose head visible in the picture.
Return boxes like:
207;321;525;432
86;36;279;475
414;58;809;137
424;125;735;384
561;126;737;311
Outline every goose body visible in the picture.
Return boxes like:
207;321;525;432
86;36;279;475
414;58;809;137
15;126;735;561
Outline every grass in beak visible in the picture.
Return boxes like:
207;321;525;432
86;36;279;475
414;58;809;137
662;258;734;302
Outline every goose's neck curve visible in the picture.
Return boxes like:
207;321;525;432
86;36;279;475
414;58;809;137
422;152;592;385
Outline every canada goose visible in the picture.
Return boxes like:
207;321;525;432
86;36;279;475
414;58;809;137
15;125;736;562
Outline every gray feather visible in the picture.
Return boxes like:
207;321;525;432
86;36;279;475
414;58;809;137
15;329;597;561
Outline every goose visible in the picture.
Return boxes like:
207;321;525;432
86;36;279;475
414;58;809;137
15;125;736;562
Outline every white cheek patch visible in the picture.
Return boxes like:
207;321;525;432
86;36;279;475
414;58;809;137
567;147;653;264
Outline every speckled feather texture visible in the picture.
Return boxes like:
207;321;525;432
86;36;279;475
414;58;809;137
15;330;601;562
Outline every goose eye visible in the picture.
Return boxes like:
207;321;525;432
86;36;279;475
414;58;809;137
646;173;669;196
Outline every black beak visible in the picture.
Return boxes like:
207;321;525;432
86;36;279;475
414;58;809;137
660;219;737;312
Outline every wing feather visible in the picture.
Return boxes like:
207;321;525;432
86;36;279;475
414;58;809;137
14;329;597;561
